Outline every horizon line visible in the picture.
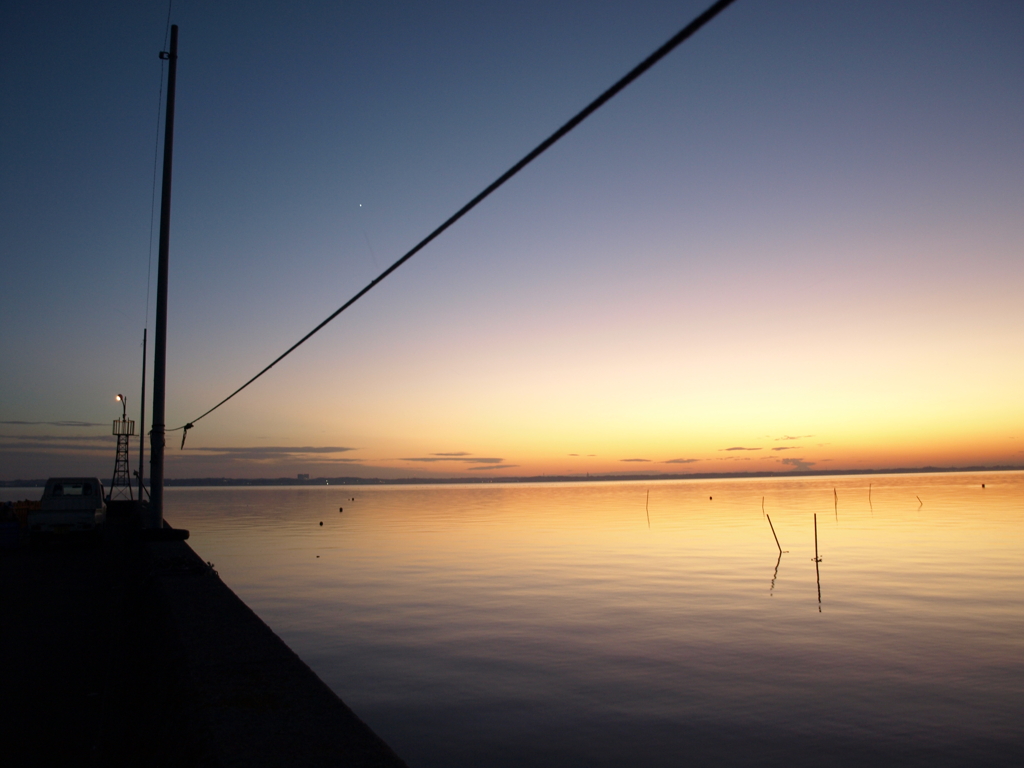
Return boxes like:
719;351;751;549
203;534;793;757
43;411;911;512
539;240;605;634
3;464;1022;488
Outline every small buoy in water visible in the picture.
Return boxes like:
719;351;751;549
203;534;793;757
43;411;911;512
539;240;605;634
339;507;343;512
709;496;713;500
319;521;323;526
982;484;985;488
316;555;320;558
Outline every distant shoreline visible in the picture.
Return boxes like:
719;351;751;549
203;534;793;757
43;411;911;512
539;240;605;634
3;465;1021;488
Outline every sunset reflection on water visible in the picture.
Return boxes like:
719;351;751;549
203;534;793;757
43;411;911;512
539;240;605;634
168;472;1023;767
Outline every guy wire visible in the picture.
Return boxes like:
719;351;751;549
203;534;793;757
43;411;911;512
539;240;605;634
171;0;738;437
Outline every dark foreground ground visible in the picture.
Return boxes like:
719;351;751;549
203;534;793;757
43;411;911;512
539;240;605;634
0;521;407;767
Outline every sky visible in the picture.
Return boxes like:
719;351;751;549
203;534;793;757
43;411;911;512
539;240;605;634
2;0;1022;480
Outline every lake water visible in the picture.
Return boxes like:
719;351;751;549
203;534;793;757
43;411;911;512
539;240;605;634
10;472;1023;765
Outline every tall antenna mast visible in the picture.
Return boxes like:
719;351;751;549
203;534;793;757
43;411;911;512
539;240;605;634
149;24;178;528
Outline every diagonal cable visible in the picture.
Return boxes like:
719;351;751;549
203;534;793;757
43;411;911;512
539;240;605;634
174;0;737;437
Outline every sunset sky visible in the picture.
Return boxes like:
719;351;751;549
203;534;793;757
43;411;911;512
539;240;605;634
2;0;1022;480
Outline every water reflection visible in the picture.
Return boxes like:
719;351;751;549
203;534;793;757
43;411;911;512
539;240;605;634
815;555;822;612
813;512;823;612
147;471;1024;768
769;550;782;596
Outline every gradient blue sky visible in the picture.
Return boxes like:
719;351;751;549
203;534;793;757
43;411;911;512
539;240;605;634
2;1;1022;479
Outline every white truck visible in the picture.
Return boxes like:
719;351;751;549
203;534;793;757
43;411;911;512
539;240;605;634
29;477;107;536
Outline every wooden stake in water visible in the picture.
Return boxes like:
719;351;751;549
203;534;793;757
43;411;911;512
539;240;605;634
646;489;650;529
766;514;786;553
813;513;822;562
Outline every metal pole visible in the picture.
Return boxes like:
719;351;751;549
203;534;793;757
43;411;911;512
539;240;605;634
150;25;178;529
138;328;147;502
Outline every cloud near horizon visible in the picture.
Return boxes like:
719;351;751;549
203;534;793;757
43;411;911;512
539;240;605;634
721;447;762;451
620;458;651;462
400;456;503;464
188;455;362;464
187;446;356;454
663;458;699;464
1;433;111;442
776;435;813;441
781;457;816;471
772;446;798;451
176;446;360;464
0;420;105;427
0;434;112;452
468;464;519;471
0;437;365;464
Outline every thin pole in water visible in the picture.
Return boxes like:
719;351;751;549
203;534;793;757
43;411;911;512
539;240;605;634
646;489;650;529
766;514;785;554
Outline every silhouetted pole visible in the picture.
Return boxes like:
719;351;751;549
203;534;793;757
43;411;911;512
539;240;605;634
138;328;147;502
150;25;178;529
766;514;783;553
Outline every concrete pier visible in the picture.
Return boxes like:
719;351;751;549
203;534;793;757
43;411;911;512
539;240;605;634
0;524;407;767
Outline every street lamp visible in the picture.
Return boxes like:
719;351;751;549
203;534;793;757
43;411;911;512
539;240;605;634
115;394;127;421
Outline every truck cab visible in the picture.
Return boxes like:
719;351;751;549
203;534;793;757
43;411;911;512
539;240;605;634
30;477;107;536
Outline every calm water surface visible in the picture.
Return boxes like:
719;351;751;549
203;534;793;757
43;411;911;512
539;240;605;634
84;474;1024;764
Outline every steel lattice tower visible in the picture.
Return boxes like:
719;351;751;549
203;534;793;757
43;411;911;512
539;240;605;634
111;416;135;501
